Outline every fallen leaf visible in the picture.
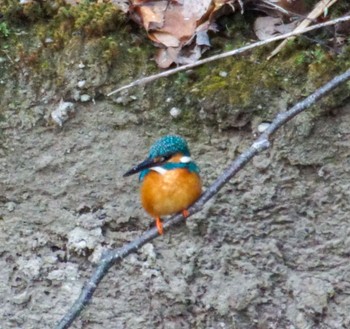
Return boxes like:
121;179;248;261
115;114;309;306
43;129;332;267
254;16;283;40
130;0;237;67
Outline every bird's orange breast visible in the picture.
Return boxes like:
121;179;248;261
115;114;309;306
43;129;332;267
140;168;202;218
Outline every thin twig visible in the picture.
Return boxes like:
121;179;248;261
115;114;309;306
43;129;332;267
55;68;350;329
268;0;338;59
0;49;15;65
107;15;350;96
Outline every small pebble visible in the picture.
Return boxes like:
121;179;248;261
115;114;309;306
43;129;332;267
115;97;124;104
257;122;271;133
80;94;91;102
77;80;86;88
6;202;16;212
170;107;181;118
51;100;75;127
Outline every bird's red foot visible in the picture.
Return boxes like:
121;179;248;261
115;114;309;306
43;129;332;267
155;217;164;235
182;209;190;218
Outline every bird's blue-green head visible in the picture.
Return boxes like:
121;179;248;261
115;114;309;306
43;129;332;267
148;135;190;158
123;135;199;181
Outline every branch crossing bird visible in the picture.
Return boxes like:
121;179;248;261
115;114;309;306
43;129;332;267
123;135;202;234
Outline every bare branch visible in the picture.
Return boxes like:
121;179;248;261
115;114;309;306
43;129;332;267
55;68;350;329
107;15;350;96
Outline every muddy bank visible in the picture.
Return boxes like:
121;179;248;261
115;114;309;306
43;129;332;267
1;4;350;328
1;97;350;328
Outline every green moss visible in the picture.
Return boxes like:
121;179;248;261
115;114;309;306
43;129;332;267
1;0;64;23
1;0;126;43
190;58;280;109
0;22;10;38
0;0;132;81
0;0;349;134
62;2;124;37
100;37;119;65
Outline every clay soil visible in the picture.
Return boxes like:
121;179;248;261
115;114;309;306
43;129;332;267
1;97;350;328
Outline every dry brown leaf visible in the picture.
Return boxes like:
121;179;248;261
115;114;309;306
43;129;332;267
176;44;205;65
275;20;297;34
254;17;283;40
155;47;181;68
158;5;197;43
130;0;237;68
182;0;213;20
254;16;296;40
135;1;167;30
150;32;180;47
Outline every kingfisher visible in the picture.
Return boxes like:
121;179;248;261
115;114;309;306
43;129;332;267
123;135;202;235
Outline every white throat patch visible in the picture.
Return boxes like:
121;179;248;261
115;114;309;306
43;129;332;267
150;166;168;175
150;156;192;175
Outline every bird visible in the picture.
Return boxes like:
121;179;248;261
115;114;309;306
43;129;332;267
123;135;202;235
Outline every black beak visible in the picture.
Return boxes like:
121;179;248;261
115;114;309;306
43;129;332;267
123;155;169;177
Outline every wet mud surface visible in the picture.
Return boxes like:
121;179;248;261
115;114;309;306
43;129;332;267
1;99;350;328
